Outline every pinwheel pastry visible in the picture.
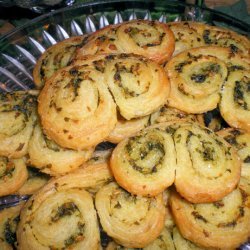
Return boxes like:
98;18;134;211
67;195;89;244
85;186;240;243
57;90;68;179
28;123;94;176
74;53;170;120
76;20;175;64
110;127;176;196
0;202;25;250
172;226;204;250
17;175;101;249
16;167;50;195
170;188;250;249
217;128;250;178
0;91;37;158
33;35;88;88
38;63;117;150
168;22;205;56
106;114;149;144
165;46;249;114
149;105;203;126
188;22;250;55
220;70;250;132
173;122;241;203
103;53;170;120
95;182;166;248
0;157;28;197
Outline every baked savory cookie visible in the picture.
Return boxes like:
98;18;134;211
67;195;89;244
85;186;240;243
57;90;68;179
106;114;149;144
28;123;94;176
220;70;250;132
17;177;100;249
75;53;170;120
0;157;28;197
188;22;250;55
0;91;37;158
95;182;166;248
165;47;228;114
150;105;202;126
173;122;241;203
165;46;250;114
217;128;250;179
103;54;170;120
0;202;25;250
172;226;205;250
38;63;117;150
170;188;250;249
16;167;50;195
76;20;175;64
33;35;88;89
168;22;205;56
110;127;176;196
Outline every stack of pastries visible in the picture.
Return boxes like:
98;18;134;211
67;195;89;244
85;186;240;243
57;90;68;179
0;19;250;250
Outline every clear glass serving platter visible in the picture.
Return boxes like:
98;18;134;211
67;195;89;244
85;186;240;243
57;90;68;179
0;0;249;249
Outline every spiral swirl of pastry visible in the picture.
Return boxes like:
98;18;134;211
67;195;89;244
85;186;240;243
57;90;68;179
16;168;49;195
173;122;241;203
0;202;24;250
168;22;205;56
33;35;88;88
17;180;100;249
165;47;229;113
110;128;176;196
170;188;250;249
75;24;121;58
0;91;37;158
217;128;250;179
115;20;175;64
38;64;117;150
172;226;204;250
95;182;166;248
190;22;250;55
107;114;149;144
76;20;175;64
104;54;170;120
150;105;202;125
220;70;250;132
28;123;94;176
0;157;28;197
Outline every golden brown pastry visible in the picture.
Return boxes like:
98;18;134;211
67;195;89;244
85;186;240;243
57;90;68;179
172;227;204;250
95;182;166;248
75;24;121;57
33;35;88;88
0;157;28;197
0;91;37;158
17;176;100;249
168;22;205;56
150;105;202;125
165;46;250;114
188;22;250;55
16;167;50;195
115;20;175;64
76;20;175;64
74;53;170;120
38;63;117;150
217;128;250;179
170;188;250;249
106;114;149;144
220;70;250;132
110;128;176;196
28;123;94;176
101;54;169;120
0;202;25;250
165;47;228;114
173;122;241;203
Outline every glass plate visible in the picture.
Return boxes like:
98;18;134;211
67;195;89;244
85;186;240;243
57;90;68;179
0;1;249;249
